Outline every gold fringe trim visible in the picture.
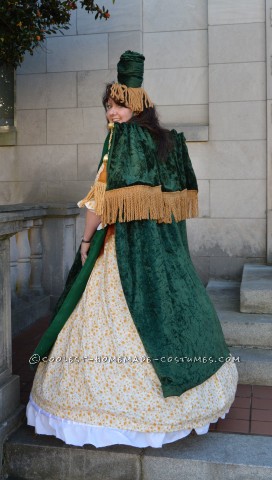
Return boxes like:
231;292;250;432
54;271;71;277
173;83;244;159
110;83;154;113
77;185;94;208
77;162;107;209
78;183;198;226
93;181;107;215
102;185;164;226
77;181;106;212
159;190;199;223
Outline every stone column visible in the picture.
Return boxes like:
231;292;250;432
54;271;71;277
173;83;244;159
266;0;272;263
9;235;18;304
0;204;79;474
0;238;12;377
0;235;24;469
29;219;44;294
16;229;31;297
41;204;79;309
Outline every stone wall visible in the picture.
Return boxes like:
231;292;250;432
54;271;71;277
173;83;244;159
188;0;266;282
0;0;267;282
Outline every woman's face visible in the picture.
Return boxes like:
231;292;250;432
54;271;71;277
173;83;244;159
105;97;133;123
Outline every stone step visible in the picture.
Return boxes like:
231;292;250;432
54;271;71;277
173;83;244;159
229;346;272;385
240;264;272;314
3;425;272;480
206;280;272;348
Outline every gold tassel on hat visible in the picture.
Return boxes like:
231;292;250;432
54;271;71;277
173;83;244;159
110;83;153;113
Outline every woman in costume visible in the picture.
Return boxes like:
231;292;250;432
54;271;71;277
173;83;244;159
26;51;238;448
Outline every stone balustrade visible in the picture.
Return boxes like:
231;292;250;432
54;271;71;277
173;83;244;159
0;202;80;469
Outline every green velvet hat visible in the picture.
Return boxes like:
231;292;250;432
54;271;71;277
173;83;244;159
117;50;145;88
110;50;153;113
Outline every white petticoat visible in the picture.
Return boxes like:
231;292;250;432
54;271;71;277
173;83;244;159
27;395;228;448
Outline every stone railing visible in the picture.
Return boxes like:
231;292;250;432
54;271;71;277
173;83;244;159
0;202;80;467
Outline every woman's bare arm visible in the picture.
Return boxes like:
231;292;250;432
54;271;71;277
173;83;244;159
80;209;102;265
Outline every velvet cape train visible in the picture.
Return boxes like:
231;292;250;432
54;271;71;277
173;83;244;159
30;122;231;398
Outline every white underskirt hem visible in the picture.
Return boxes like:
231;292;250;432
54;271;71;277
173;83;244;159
26;395;228;448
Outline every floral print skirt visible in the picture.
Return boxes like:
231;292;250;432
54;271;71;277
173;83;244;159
27;228;238;448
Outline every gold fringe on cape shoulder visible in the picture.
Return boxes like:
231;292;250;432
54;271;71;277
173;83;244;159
159;189;199;223
110;83;154;113
78;182;198;226
77;161;107;212
103;185;164;225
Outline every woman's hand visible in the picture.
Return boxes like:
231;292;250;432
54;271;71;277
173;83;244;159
80;241;90;266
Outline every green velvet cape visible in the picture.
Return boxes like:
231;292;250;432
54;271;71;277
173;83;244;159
106;122;197;192
31;122;231;397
